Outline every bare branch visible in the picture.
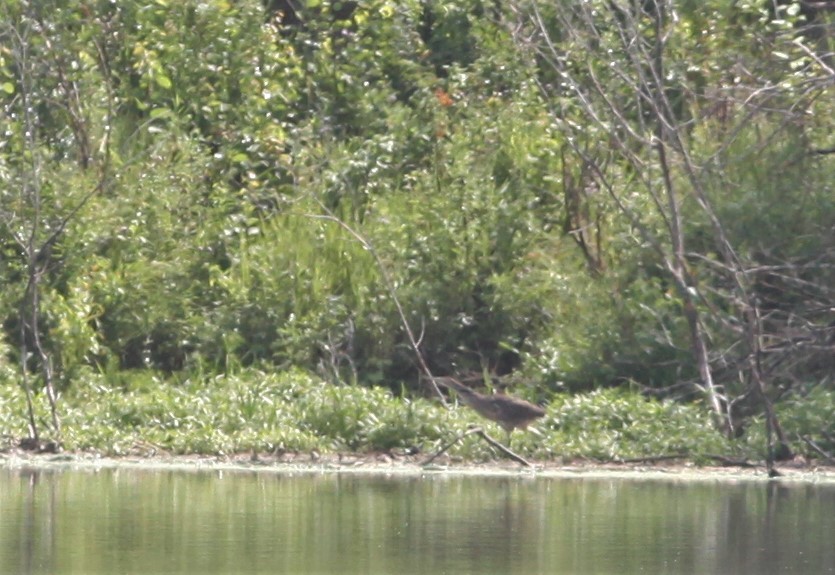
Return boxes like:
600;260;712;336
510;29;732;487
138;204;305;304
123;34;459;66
304;208;447;404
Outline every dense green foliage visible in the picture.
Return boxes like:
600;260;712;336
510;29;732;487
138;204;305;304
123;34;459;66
0;366;734;460
1;0;833;461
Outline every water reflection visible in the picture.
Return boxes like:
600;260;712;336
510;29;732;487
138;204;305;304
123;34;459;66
1;466;834;574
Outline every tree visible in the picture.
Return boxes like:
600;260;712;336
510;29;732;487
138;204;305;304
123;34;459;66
511;0;835;466
0;2;114;447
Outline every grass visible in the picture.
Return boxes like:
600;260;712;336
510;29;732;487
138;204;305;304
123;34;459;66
0;367;824;464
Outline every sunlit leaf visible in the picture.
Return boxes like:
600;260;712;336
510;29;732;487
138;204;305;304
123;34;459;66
154;73;173;89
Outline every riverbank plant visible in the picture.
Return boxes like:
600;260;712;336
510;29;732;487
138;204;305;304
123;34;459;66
1;1;833;463
0;367;825;464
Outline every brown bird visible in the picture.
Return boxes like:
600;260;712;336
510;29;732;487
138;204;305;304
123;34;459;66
435;377;546;444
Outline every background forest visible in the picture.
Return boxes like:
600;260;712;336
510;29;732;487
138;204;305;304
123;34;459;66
1;0;833;462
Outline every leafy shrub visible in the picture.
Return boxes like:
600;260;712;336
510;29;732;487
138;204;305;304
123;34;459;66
535;388;729;461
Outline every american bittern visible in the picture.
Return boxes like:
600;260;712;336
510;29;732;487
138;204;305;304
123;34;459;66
435;377;546;444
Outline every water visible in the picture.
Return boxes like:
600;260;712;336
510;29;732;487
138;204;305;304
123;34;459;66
2;465;834;574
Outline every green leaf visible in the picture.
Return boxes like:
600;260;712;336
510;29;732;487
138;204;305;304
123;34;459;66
149;107;172;119
154;74;173;89
1;82;13;94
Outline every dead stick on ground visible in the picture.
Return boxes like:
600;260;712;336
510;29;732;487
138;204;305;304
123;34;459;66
615;453;688;464
706;454;757;467
477;428;535;467
801;435;835;466
422;427;482;465
423;427;534;467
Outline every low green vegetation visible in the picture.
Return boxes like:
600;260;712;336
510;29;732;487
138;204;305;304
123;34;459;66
1;0;833;465
0;366;825;464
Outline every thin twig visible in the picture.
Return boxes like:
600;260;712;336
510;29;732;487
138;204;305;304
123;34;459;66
422;427;483;465
422;426;534;467
615;453;688;464
801;435;835;466
475;428;534;467
705;454;757;468
305;208;446;404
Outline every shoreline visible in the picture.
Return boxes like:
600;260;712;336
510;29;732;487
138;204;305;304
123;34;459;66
4;450;835;484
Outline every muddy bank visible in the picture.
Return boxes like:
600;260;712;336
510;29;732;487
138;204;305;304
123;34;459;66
3;449;835;484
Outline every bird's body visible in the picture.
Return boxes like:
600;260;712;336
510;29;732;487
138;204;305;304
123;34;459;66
435;377;546;441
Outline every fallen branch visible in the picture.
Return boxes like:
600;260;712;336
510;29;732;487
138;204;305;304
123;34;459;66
801;435;835;466
705;454;758;468
476;428;535;467
422;426;534;467
615;453;688;464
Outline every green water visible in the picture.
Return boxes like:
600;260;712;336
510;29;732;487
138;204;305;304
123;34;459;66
1;466;834;574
